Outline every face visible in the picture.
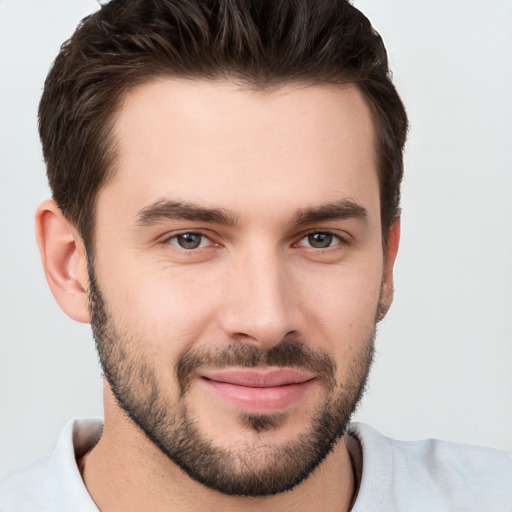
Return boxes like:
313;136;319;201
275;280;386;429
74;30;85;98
88;79;396;496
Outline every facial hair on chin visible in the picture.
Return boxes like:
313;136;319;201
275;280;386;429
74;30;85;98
87;262;376;497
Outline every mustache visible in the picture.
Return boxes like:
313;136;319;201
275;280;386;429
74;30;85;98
175;340;337;395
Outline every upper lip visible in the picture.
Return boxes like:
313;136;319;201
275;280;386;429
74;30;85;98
199;367;316;388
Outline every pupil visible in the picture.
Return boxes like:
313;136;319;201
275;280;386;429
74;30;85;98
179;233;201;249
309;233;332;248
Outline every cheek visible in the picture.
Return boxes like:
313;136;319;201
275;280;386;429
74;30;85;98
96;256;222;357
298;259;383;348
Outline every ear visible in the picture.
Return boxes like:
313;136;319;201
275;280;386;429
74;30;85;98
35;199;91;323
377;219;400;322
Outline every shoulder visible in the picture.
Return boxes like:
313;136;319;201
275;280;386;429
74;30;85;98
0;419;102;512
348;423;512;512
0;455;56;512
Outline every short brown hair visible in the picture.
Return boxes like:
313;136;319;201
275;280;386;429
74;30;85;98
39;0;408;248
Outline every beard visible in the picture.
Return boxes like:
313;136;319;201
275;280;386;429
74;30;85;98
88;263;376;497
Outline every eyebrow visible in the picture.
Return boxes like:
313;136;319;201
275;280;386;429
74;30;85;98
135;200;239;226
135;198;367;228
292;199;368;225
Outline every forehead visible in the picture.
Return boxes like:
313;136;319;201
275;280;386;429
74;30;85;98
102;79;379;224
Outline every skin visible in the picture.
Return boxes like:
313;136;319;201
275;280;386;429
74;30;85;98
36;79;400;512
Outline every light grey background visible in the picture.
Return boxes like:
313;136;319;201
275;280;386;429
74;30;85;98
1;0;511;474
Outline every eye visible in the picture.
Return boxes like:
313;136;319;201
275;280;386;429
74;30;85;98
297;232;342;249
168;232;211;250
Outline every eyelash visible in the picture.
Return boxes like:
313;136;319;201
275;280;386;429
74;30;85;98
165;231;214;252
294;231;346;250
163;230;347;252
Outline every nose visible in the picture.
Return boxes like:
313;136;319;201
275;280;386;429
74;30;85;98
218;247;302;350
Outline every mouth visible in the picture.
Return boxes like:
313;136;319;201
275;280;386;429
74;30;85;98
198;367;317;414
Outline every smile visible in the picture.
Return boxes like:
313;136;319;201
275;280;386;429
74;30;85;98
198;368;317;414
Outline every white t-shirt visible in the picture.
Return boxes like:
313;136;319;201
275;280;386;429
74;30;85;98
1;419;511;511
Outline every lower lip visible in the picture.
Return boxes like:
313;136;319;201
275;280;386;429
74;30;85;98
200;378;316;414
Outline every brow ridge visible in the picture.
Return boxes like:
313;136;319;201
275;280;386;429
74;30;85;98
135;200;238;226
293;199;368;225
135;198;367;228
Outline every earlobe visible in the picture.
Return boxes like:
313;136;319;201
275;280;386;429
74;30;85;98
35;199;91;323
377;219;401;322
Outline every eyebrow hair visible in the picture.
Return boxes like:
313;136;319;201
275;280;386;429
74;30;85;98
135;198;367;228
293;199;368;225
135;200;239;226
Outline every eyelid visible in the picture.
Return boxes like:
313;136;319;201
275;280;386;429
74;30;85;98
293;229;350;248
161;230;217;249
158;228;350;252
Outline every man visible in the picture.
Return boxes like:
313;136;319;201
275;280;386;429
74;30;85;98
1;0;511;510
